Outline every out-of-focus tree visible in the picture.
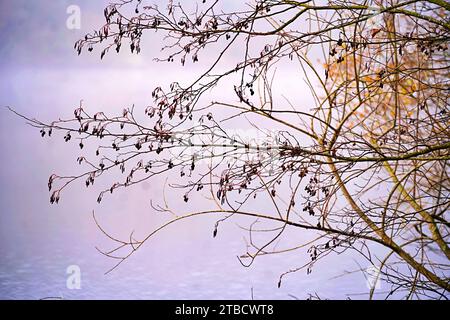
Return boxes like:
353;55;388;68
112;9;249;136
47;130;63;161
13;0;449;298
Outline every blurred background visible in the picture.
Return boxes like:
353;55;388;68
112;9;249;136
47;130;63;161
0;0;369;299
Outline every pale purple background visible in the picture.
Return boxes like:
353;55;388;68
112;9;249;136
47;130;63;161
0;0;370;299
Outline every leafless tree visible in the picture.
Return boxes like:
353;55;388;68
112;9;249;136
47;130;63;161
12;0;450;299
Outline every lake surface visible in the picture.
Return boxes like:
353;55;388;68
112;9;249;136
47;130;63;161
0;217;366;300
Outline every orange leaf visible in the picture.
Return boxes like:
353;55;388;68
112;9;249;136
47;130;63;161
371;28;382;38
